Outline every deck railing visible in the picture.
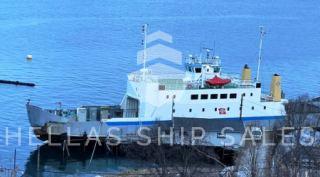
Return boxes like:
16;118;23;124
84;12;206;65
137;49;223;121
128;72;256;90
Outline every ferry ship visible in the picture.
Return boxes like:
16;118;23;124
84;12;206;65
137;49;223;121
26;30;287;149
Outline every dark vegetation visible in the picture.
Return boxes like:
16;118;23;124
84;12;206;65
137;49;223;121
230;95;320;177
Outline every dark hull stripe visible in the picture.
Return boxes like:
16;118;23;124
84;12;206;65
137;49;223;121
106;116;284;126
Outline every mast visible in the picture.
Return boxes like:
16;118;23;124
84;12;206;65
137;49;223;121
256;26;266;82
142;24;148;80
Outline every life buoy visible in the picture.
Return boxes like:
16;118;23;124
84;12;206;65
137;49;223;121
219;108;226;115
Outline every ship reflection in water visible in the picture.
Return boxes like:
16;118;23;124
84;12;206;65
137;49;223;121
23;144;151;176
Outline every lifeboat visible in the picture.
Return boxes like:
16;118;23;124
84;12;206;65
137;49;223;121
206;76;231;86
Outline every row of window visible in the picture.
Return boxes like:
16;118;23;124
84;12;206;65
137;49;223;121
188;107;230;113
164;130;225;138
187;67;220;73
190;93;253;100
164;130;227;139
165;93;254;100
173;106;267;113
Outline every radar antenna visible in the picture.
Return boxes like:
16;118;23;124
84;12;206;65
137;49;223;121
203;47;213;61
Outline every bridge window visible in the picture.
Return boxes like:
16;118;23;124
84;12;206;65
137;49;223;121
195;68;202;73
220;94;228;99
210;94;218;99
159;85;165;90
191;94;198;100
201;94;208;99
230;93;237;99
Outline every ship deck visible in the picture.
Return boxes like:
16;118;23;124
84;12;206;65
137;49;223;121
128;73;256;91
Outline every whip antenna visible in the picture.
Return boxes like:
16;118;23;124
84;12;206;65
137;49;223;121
141;24;148;80
256;26;266;82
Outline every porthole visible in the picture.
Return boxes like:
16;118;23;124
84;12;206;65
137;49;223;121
252;106;255;110
202;108;205;112
189;108;192;112
217;133;226;138
194;130;203;137
264;106;266;110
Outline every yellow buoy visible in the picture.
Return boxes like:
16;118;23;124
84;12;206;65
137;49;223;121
241;64;251;81
270;74;281;102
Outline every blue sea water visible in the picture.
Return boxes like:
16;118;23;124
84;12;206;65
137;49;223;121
0;0;319;175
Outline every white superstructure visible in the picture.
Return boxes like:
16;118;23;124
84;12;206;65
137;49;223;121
116;53;286;127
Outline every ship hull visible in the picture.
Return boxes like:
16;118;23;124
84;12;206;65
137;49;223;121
27;103;284;149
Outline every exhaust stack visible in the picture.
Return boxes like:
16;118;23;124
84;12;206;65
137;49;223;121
270;74;282;102
241;64;251;84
